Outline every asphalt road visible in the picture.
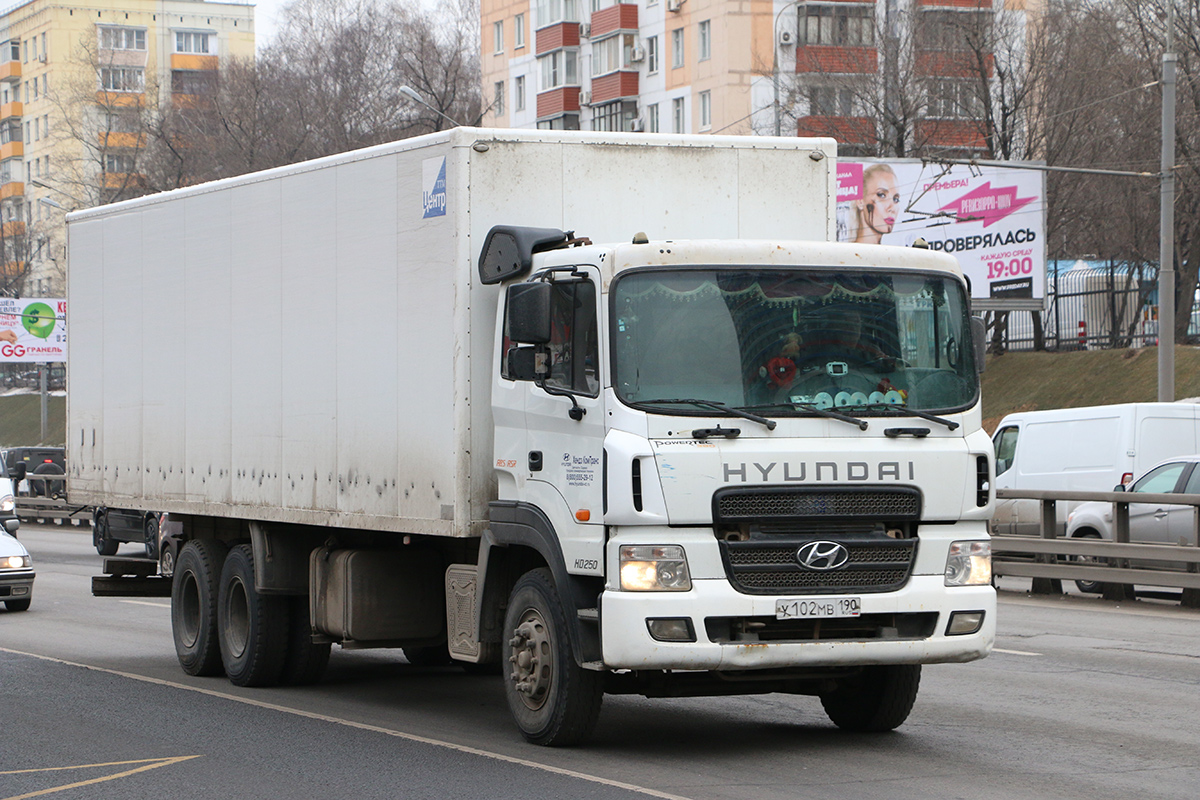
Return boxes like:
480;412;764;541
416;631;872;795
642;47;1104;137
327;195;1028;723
3;523;1199;800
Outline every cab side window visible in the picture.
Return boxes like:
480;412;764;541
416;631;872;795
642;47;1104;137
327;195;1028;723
1132;462;1186;494
994;426;1018;476
545;279;599;396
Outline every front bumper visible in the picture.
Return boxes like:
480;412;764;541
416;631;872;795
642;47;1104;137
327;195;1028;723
0;570;35;602
600;574;994;670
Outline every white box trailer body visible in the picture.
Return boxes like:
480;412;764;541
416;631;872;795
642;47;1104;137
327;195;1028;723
67;128;836;537
991;402;1200;535
71;129;995;746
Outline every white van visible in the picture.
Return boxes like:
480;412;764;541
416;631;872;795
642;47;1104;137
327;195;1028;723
991;402;1200;535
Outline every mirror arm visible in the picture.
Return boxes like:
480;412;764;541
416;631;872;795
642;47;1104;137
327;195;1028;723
538;380;586;421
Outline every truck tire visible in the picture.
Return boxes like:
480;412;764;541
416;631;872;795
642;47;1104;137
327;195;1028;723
503;568;604;746
820;664;921;732
144;515;160;561
172;539;229;676
218;544;288;687
279;596;330;686
5;598;31;611
93;511;118;557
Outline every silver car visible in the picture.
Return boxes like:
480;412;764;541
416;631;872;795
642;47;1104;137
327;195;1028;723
0;529;34;611
1065;454;1200;592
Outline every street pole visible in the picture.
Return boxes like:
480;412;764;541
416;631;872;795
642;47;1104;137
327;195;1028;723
773;2;801;137
38;362;47;443
1158;7;1176;401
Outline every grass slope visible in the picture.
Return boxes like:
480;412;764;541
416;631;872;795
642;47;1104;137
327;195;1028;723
0;394;66;447
981;345;1200;433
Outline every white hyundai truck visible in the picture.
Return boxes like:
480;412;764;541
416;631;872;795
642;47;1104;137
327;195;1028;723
74;128;995;746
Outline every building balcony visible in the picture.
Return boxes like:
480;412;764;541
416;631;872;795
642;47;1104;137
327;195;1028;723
97;132;146;148
94;91;145;108
100;172;147;190
590;4;638;38
537;22;581;55
171;93;215;111
0;60;19;83
916;118;985;150
590;72;638;105
0;260;26;277
917;0;992;7
1;220;25;237
170;54;218;71
797;115;875;145
915;51;993;78
0;101;21;120
796;46;878;75
537;86;581;118
0;182;23;201
0;141;22;160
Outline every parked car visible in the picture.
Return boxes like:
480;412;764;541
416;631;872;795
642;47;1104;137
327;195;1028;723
1065;454;1200;592
93;507;164;559
0;529;34;611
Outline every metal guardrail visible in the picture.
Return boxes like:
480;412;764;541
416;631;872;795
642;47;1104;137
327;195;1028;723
992;488;1200;607
13;474;91;525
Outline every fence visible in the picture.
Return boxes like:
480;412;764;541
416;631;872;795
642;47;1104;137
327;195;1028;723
991;488;1200;607
14;474;90;525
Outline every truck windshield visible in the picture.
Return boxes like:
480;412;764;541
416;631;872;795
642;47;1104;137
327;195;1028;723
611;268;978;416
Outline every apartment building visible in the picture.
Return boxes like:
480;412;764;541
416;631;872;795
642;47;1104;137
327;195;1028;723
0;0;254;297
481;0;1030;149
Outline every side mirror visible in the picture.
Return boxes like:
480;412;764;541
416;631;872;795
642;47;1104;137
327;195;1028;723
506;282;552;344
971;316;987;373
8;461;26;483
507;347;544;382
1112;483;1126;493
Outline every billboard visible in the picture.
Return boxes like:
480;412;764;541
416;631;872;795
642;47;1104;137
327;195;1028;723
0;298;66;363
837;159;1046;306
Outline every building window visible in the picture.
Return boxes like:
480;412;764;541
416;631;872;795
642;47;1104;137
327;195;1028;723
30;37;36;62
494;21;504;53
592;99;637;131
534;0;579;29
672;96;685;133
592;33;636;76
30;79;36;101
515;75;526;111
537;114;581;130
42;115;47;138
647;103;659;132
699;90;711;129
671;28;684;68
801;4;874;47
41;74;47;96
175;31;213;54
647;36;659;74
539;49;579;89
917;10;991;52
0;121;18;145
104;153;136;173
494;80;505;115
698;20;711;61
40;33;45;61
809;86;855;117
925;78;982;119
99;27;147;52
172;70;216;94
6;41;17;62
100;67;145;93
515;13;526;48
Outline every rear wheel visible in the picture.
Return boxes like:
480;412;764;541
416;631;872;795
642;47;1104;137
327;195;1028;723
503;568;604;746
171;539;228;676
820;664;921;732
93;510;118;557
143;515;160;561
1071;531;1105;594
5;598;31;612
218;544;288;687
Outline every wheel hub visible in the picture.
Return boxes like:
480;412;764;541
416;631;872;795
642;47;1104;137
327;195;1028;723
508;613;552;709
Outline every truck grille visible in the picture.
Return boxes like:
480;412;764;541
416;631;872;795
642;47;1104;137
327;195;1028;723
720;539;916;595
713;486;921;523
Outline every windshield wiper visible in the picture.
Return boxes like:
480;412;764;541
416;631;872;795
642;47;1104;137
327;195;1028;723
742;402;868;431
842;402;959;430
632;398;777;431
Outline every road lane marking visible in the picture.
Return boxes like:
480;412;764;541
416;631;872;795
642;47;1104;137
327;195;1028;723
118;600;170;608
0;756;201;800
993;647;1042;656
0;647;695;800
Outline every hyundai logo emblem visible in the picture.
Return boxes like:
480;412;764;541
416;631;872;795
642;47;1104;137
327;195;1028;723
796;541;850;571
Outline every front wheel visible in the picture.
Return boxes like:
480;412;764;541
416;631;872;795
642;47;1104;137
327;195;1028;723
93;511;118;557
503;568;604;746
820;664;921;732
144;515;160;561
1071;531;1106;594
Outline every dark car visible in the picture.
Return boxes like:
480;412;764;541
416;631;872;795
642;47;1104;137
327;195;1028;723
93;507;164;559
2;446;66;498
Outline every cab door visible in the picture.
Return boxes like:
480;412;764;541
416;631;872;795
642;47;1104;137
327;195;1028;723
992;425;1020;535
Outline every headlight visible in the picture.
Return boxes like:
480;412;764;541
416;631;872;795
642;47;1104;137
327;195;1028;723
945;540;992;586
1;554;30;569
0;494;13;513
619;545;691;591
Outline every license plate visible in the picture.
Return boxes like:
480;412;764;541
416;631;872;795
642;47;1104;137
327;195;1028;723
775;597;861;620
